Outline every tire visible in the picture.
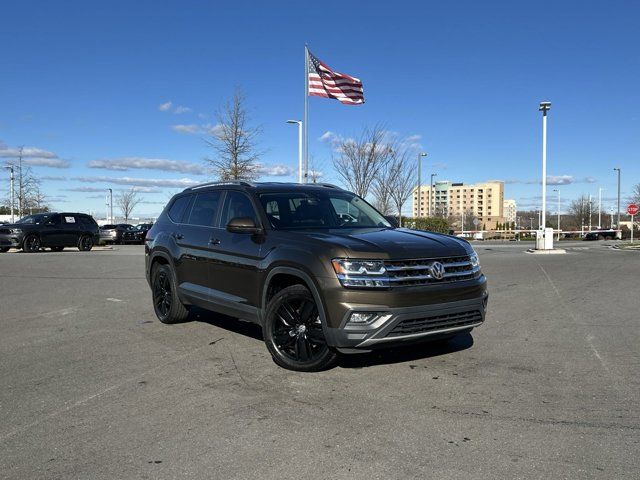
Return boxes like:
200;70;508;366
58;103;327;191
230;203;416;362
22;234;41;253
263;284;338;372
51;246;64;252
151;263;189;324
0;247;9;253
78;235;94;251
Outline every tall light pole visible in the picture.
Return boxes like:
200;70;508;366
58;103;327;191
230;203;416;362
539;101;551;236
429;173;437;216
416;152;427;217
108;188;113;223
553;188;560;240
4;165;15;223
613;167;621;229
588;194;592;231
287;120;303;183
598;187;604;229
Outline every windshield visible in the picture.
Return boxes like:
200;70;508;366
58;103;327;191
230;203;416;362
259;191;391;230
16;214;51;225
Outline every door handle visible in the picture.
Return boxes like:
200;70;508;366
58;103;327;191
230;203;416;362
172;233;184;240
209;238;221;245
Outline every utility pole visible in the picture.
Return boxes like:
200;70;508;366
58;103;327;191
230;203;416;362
416;152;427;217
539;102;551;237
553;188;560;241
108;188;113;223
17;147;23;218
588;194;592;231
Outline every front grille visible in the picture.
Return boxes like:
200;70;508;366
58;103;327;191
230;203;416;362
384;255;477;286
387;310;483;337
0;228;12;234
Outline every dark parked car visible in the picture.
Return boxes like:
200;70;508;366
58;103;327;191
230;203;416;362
0;212;99;253
123;223;153;244
99;223;134;244
145;182;488;371
583;230;618;241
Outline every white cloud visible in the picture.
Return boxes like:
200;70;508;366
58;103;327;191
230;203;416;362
255;164;294;177
319;131;337;143
173;105;192;114
546;175;574;185
158;101;173;111
171;124;201;134
88;157;205;175
405;134;422;143
23;158;70;168
65;186;109;192
0;145;58;159
72;176;200;189
202;123;223;136
41;175;67;181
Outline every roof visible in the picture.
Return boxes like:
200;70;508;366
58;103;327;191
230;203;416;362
184;181;344;192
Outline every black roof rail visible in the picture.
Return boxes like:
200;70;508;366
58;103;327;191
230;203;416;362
185;181;254;191
316;183;342;189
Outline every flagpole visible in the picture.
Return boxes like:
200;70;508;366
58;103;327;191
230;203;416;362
304;44;309;183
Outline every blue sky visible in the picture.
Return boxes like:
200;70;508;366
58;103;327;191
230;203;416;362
1;0;638;218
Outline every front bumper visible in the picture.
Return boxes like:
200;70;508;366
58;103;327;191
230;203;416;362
0;232;24;248
318;275;488;351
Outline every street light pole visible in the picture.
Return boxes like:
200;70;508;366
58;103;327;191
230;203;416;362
417;152;427;217
429;173;437;216
553;188;560;240
588;194;592;231
613;167;621;229
539;102;551;236
108;188;113;223
598;187;604;229
287;120;303;183
3;165;14;223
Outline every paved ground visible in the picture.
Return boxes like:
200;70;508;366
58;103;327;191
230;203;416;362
0;242;638;479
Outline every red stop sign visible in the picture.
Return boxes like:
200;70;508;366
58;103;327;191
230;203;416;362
628;204;639;216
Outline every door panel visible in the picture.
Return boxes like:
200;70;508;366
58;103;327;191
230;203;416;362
41;214;65;246
61;215;80;245
207;191;265;319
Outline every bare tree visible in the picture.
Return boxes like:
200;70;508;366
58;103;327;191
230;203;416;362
568;195;596;230
631;183;640;206
205;89;262;181
386;148;414;226
332;125;392;198
116;188;143;222
372;160;393;216
307;154;324;184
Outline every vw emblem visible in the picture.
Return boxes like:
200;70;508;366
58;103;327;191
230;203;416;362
430;261;445;280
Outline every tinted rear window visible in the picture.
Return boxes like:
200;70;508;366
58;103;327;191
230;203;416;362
168;195;191;223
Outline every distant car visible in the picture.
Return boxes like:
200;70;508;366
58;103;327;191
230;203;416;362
583;230;617;241
0;212;99;253
122;223;153;244
99;223;134;244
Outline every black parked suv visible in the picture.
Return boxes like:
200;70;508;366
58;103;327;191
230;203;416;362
145;182;488;371
0;212;99;253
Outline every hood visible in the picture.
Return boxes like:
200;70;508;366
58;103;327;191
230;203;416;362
298;227;470;259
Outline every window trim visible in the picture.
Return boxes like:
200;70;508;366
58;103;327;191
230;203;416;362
184;190;224;228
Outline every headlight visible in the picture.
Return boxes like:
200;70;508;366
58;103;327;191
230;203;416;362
9;228;23;234
469;252;480;268
331;259;389;288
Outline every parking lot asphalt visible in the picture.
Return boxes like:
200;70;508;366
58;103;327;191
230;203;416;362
0;242;638;479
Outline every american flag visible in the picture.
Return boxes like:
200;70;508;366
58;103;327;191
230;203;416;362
307;50;364;105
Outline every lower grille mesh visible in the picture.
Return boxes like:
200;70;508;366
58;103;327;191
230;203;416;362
387;310;483;337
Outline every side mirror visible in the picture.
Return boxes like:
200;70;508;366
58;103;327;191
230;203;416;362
384;215;398;228
226;217;263;234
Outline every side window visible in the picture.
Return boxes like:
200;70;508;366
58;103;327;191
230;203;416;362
168;195;191;223
220;191;258;227
186;191;222;227
49;214;62;226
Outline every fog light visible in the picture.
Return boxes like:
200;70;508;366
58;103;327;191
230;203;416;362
349;312;379;324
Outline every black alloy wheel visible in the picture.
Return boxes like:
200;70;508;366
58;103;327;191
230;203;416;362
22;235;41;253
264;284;337;372
78;235;94;251
151;264;189;324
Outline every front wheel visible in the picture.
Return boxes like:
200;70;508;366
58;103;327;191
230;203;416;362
22;235;41;253
78;235;94;251
263;284;337;372
151;264;189;324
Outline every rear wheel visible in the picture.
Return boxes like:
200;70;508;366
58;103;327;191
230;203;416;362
51;246;64;252
263;284;337;372
78;235;94;251
152;263;189;324
22;235;41;253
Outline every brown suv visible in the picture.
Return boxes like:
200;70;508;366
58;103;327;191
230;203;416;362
145;182;488;371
